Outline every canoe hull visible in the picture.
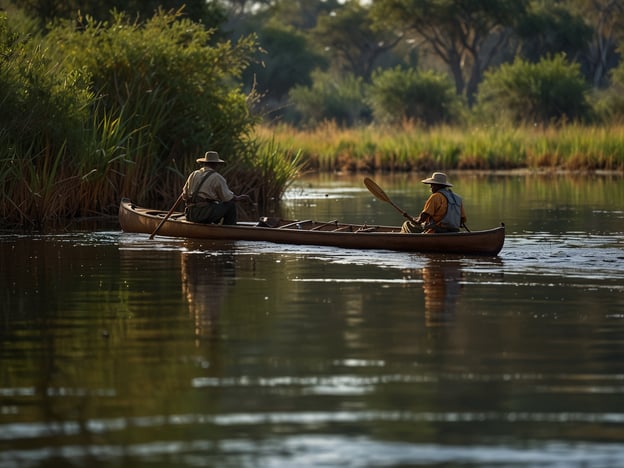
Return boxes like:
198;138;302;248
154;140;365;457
119;198;505;256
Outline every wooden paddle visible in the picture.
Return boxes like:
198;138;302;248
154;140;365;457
364;177;417;224
149;192;184;239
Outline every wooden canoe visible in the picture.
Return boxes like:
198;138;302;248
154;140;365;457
119;198;505;256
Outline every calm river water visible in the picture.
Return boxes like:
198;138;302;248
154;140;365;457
1;172;623;467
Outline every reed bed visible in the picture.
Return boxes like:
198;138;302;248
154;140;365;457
0;10;262;229
220;139;306;220
4;119;622;229
254;122;624;173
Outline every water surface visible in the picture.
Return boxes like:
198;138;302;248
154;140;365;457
1;173;623;467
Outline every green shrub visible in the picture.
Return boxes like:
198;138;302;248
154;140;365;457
367;67;464;126
47;10;259;165
0;13;92;161
0;10;274;228
288;70;369;126
0;12;95;226
476;54;593;125
594;65;624;123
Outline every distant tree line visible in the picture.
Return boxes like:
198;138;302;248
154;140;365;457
222;0;624;127
4;0;624;127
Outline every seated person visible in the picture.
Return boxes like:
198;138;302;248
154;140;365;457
401;172;466;233
183;151;249;225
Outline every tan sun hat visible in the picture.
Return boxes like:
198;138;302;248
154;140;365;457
196;151;225;164
421;172;452;187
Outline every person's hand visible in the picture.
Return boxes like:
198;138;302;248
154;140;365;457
235;194;251;202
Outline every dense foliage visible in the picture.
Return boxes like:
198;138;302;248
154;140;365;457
234;0;623;126
5;0;624;128
595;65;624;120
0;10;271;227
288;71;369;127
4;0;225;26
476;55;593;125
367;67;463;126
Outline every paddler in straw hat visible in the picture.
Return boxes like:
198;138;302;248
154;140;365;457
182;151;250;225
401;172;467;234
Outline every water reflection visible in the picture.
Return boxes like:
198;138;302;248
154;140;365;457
422;259;463;327
180;248;236;341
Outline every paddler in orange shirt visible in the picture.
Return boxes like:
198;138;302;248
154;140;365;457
401;172;467;233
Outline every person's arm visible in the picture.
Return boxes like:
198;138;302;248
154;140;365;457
182;173;194;201
416;194;437;225
212;174;236;202
415;212;430;225
216;177;250;202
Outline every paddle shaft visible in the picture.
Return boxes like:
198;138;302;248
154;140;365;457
364;177;418;224
149;192;184;239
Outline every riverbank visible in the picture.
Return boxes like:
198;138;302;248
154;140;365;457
3;122;622;230
255;122;624;173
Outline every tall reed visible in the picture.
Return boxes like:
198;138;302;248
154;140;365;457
0;10;265;228
223;139;306;219
255;122;624;173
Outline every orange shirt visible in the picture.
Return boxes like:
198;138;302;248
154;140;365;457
422;191;466;231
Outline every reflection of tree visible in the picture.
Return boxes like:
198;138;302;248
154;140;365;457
181;250;236;341
422;260;463;327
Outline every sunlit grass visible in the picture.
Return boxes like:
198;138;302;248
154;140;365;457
255;122;624;173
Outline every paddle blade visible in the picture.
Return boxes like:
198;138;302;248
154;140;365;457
364;177;390;203
363;177;417;224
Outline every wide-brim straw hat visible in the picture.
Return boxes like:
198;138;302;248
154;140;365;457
196;151;225;164
421;172;452;187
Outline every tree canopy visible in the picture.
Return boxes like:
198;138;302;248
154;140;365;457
2;0;624;127
313;1;401;80
370;0;529;105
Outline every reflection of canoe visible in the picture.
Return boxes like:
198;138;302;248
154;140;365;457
119;198;505;256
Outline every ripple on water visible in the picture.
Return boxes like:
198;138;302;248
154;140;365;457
3;412;624;467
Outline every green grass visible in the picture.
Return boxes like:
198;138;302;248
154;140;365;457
255;122;624;173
